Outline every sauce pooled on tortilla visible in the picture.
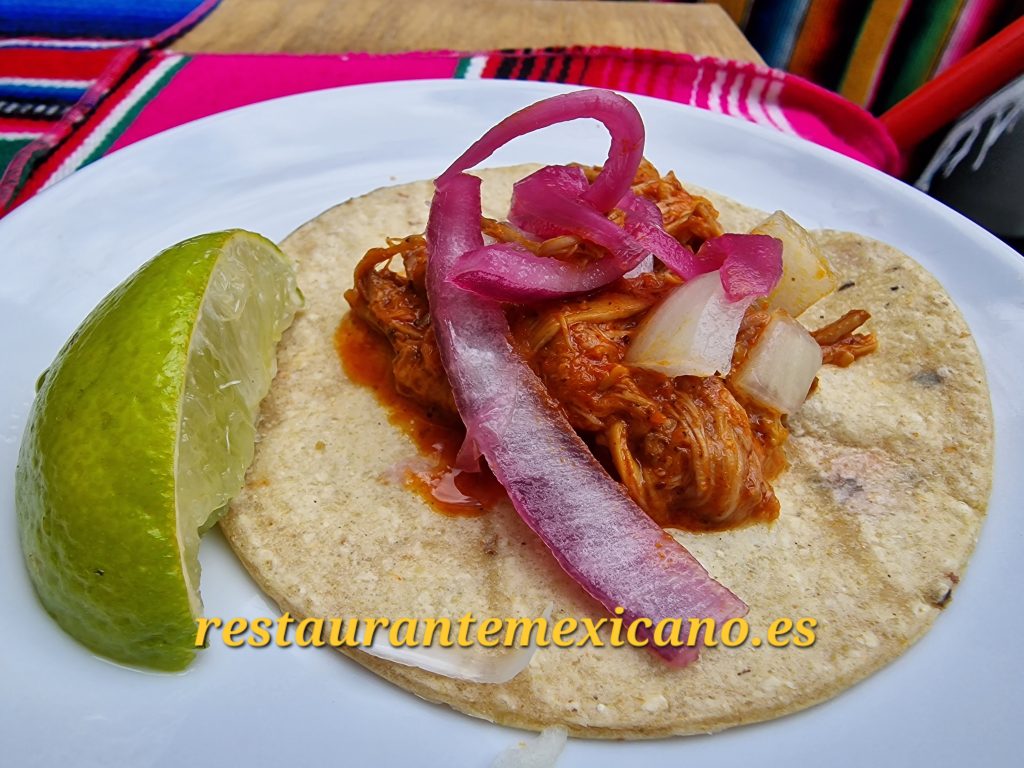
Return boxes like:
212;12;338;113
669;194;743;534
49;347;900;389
335;313;507;516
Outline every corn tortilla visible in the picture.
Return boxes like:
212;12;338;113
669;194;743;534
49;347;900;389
221;166;992;737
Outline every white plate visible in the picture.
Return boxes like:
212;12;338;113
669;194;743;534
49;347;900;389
1;80;1021;768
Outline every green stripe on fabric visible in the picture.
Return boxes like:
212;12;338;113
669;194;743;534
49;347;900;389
0;138;33;172
0;144;47;214
454;57;472;79
81;56;190;169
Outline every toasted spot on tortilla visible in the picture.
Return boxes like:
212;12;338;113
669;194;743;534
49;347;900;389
913;369;947;387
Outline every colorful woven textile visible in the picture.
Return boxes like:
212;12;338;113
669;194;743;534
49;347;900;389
702;0;1015;113
0;0;219;212
0;46;901;215
0;40;141;208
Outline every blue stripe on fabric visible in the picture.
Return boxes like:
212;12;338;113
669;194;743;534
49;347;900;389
0;83;87;104
745;0;812;70
0;0;209;39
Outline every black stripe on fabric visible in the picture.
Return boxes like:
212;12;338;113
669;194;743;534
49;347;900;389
0;99;69;120
539;51;558;81
577;56;592;84
555;54;572;83
518;49;536;80
494;53;517;80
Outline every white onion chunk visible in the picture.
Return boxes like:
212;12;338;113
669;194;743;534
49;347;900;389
733;311;822;414
625;270;753;377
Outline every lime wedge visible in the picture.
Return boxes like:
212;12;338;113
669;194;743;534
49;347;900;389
16;230;302;671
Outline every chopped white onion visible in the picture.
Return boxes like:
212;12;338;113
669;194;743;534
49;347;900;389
354;605;551;684
625;270;753;377
752;211;837;317
732;311;822;414
491;727;569;768
359;640;538;684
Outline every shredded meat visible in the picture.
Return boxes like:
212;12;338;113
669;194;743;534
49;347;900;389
343;161;874;531
811;309;878;367
510;285;784;529
344;235;457;422
583;159;723;246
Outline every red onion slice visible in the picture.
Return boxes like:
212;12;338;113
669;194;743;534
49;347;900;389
448;178;657;303
438;89;644;213
451;242;644;302
440;89;780;307
449;166;650;301
508;165;644;252
450;180;784;304
438;91;657;303
616;189;662;227
696;234;784;301
427;172;748;664
507;164;589;238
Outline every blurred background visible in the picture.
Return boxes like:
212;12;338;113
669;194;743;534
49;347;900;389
667;0;1024;252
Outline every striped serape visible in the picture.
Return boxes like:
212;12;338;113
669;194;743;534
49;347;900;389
1;46;901;215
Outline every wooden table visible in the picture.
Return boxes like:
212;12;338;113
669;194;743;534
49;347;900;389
176;0;763;64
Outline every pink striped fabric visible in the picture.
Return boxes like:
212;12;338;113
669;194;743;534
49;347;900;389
4;46;903;213
461;48;901;172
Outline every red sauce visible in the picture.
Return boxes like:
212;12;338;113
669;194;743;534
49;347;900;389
334;313;507;516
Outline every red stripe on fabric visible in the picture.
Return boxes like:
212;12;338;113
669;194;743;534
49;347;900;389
111;52;459;152
524;52;544;82
693;61;712;110
736;70;757;123
599;53;623;90
718;68;737;115
580;52;610;88
618;52;643;94
480;53;503;79
720;69;740;117
598;54;619;88
637;59;659;102
0;117;54;133
668;57;695;106
0;47;123;80
511;52;528;79
625;55;646;94
647;62;669;102
637;60;657;100
565;54;587;84
533;49;560;82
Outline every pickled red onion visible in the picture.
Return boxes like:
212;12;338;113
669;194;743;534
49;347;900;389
438;89;644;213
426;172;747;664
439;89;781;307
450;241;643;302
697;234;783;301
449;210;782;304
614;187;700;276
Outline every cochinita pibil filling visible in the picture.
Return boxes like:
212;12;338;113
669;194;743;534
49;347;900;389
343;160;877;532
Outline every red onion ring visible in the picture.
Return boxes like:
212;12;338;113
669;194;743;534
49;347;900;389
438;89;645;213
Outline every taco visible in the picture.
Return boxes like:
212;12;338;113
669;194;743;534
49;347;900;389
222;92;992;737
